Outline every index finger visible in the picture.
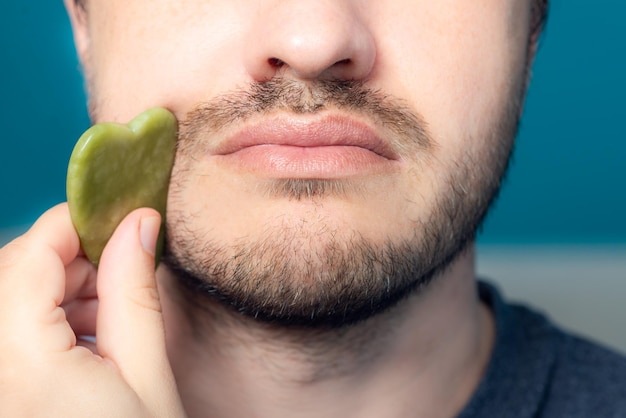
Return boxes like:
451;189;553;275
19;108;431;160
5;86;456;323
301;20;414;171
20;203;81;267
0;203;82;352
0;202;80;306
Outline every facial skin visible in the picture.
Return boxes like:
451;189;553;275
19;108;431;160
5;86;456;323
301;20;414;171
65;0;540;329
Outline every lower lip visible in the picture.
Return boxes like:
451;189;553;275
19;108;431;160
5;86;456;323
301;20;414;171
214;144;397;178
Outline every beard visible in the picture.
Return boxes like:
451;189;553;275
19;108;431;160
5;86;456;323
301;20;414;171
161;77;523;329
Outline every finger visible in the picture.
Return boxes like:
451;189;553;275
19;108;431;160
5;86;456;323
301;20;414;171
64;297;98;337
62;254;98;339
20;203;81;267
63;256;98;304
96;208;182;413
0;203;81;353
1;204;80;305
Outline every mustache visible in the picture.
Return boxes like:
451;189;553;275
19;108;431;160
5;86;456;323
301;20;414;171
177;77;434;156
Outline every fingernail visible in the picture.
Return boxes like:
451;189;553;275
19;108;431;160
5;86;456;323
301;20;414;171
139;216;161;256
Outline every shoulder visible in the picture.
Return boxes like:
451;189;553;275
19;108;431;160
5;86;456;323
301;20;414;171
541;330;626;417
464;281;626;418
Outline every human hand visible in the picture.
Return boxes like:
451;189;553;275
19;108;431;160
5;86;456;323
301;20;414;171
0;204;185;417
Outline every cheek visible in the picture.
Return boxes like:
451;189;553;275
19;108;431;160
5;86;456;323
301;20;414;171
372;1;530;161
86;1;248;122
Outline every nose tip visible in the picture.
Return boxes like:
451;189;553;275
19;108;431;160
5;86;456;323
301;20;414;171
244;4;376;82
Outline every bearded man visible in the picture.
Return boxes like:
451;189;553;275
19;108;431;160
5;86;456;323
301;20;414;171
1;0;625;416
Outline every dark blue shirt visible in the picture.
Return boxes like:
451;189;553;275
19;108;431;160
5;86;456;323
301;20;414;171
459;281;626;417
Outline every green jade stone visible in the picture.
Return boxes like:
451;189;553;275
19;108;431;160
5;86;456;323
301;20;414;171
66;107;177;266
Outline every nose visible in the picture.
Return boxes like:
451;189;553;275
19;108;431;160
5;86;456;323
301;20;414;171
244;2;376;82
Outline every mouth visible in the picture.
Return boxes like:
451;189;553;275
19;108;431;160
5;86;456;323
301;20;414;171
210;114;401;178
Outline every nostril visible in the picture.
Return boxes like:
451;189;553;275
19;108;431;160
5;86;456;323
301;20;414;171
268;57;285;68
268;57;349;72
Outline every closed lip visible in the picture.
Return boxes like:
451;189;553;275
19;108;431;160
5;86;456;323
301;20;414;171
211;114;399;161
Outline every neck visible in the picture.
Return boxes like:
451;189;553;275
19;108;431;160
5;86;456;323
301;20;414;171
158;246;494;418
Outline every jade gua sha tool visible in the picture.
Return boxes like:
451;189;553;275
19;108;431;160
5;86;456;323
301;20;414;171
66;108;178;266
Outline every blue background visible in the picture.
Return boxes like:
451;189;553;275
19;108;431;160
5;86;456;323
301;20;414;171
1;0;624;244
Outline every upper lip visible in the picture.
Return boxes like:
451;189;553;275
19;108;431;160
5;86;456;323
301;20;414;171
211;114;399;160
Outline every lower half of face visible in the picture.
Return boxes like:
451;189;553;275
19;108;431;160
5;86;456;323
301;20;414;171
161;76;523;328
77;0;533;328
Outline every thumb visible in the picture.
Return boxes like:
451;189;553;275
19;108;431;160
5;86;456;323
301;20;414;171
96;208;182;414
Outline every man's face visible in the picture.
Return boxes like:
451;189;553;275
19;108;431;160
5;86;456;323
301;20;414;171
68;0;535;326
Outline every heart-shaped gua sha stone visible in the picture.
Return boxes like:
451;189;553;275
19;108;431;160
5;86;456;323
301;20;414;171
67;107;177;266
